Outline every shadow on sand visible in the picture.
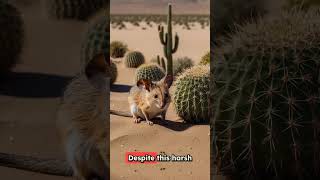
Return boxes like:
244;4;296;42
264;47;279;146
0;72;72;98
150;117;208;131
111;84;131;93
152;118;192;131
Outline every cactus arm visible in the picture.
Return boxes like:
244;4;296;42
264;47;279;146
172;33;179;53
156;55;161;65
160;57;166;71
158;25;166;45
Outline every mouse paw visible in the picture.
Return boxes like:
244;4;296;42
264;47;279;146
133;117;141;123
147;121;153;126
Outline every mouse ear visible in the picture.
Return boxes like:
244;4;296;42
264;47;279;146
137;79;152;91
162;75;173;88
85;53;109;91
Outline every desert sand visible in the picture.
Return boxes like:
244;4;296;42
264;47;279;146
110;15;210;180
0;1;210;180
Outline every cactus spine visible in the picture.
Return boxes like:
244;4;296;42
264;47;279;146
173;65;210;124
199;51;210;65
80;17;108;68
135;63;165;82
45;0;108;21
124;51;145;68
213;9;320;179
158;3;179;77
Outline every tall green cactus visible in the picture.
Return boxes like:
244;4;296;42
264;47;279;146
158;3;179;77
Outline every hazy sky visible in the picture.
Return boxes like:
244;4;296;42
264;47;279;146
110;0;210;14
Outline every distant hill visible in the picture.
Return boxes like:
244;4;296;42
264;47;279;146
110;0;210;14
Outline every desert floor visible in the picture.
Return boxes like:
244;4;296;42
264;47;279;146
110;19;210;180
0;1;210;180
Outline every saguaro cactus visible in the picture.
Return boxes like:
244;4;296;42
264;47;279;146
158;3;179;77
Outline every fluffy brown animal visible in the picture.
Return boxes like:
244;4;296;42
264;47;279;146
128;76;173;125
56;53;109;180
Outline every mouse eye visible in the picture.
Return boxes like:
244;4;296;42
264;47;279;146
154;95;158;99
165;93;169;98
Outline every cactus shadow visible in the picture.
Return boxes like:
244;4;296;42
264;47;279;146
0;72;72;98
151;118;193;131
111;84;131;93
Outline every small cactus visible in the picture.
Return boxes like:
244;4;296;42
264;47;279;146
212;9;320;179
124;51;145;68
135;63;165;82
173;57;194;76
152;55;166;71
80;17;108;68
45;0;108;21
0;1;24;74
173;65;210;124
199;51;210;65
110;41;128;58
109;60;118;84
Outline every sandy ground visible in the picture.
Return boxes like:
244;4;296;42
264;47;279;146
110;66;210;180
110;19;210;179
111;22;210;63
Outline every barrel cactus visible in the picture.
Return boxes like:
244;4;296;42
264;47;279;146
173;57;194;76
173;65;210;124
109;60;117;84
110;41;127;58
212;9;320;179
0;1;24;74
199;52;210;65
45;0;108;21
135;63;165;82
124;51;145;68
80;16;108;68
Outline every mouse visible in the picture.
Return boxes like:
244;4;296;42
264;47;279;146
128;75;173;125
